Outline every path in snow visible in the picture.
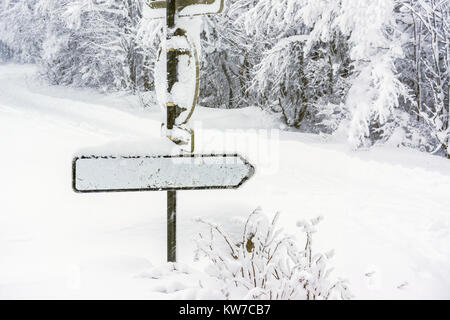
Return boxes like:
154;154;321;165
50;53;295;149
1;64;449;299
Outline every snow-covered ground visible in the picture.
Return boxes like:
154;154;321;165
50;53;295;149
1;64;449;299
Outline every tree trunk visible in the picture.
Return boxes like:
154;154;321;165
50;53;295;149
410;1;423;121
221;53;233;109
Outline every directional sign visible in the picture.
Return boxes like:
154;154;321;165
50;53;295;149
144;0;224;19
73;154;254;193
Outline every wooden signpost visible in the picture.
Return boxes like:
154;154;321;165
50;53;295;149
73;0;253;263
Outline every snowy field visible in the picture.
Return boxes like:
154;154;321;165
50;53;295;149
1;64;450;300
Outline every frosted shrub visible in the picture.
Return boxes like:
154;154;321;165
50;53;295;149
194;208;351;300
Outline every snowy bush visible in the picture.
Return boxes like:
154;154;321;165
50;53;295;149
194;208;351;300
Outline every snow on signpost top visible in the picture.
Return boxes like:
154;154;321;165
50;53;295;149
144;0;224;19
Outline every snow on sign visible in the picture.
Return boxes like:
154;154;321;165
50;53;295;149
144;0;224;19
72;154;255;193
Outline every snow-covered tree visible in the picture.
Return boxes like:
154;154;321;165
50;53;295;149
297;0;411;147
399;0;449;157
0;0;153;91
38;0;149;91
240;0;352;130
0;40;13;62
199;0;256;109
0;0;46;62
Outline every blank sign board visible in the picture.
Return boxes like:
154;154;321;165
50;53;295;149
144;0;224;19
73;154;254;193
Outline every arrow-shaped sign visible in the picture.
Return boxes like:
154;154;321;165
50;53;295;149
73;154;254;193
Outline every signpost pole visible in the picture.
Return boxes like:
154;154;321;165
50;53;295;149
166;0;177;263
166;0;177;131
167;190;176;262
